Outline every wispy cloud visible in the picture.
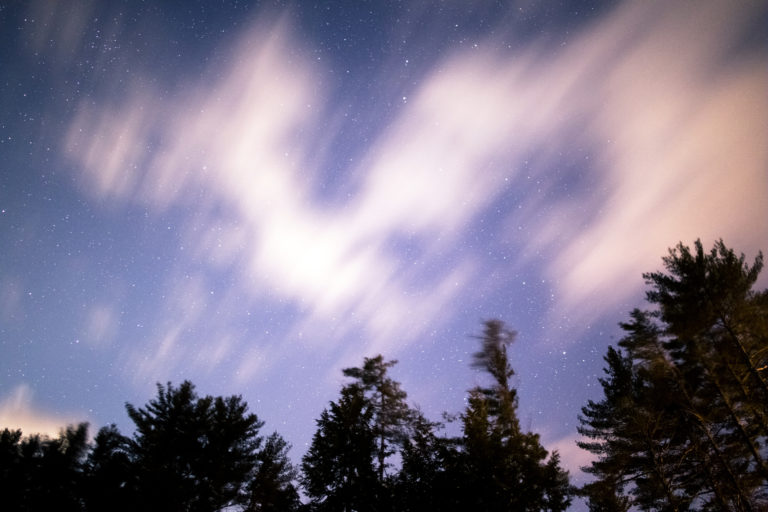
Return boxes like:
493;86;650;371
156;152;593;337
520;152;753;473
534;1;768;327
63;18;490;379
24;0;96;66
83;303;119;348
0;384;84;438
545;432;594;487
63;0;767;385
427;0;768;332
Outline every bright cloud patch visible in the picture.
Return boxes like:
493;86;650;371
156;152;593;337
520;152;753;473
0;385;83;438
63;1;766;377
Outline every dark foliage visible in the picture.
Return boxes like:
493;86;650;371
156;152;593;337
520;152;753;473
579;239;768;511
0;423;89;511
301;321;573;511
301;384;379;511
456;320;573;511
342;355;412;487
83;424;136;512
247;432;300;511
125;380;265;511
1;382;300;512
394;410;460;510
2;320;575;511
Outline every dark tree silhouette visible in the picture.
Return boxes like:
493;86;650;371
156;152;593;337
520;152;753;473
342;355;412;487
247;431;300;511
578;345;690;511
579;240;768;511
301;384;378;512
0;428;24;510
2;383;299;512
126;380;263;512
394;409;462;511
83;424;137;512
0;423;89;512
459;320;573;511
300;324;573;511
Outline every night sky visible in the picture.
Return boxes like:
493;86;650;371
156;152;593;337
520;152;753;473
1;0;767;494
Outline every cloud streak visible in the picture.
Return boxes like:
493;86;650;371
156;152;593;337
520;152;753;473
64;17;484;377
62;0;767;385
537;1;768;325
0;384;84;438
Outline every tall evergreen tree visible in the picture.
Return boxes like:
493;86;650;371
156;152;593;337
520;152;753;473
578;345;697;511
394;409;460;511
579;240;768;511
342;355;412;485
645;239;768;480
301;384;378;512
461;320;573;511
126;380;263;512
247;432;300;512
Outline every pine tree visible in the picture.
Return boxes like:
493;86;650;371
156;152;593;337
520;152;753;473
126;381;263;512
579;240;768;511
247;432;300;512
645;240;768;480
342;355;412;485
395;410;458;511
301;384;378;512
578;345;695;511
461;320;573;511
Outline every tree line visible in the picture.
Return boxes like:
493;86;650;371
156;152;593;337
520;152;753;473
0;324;571;511
1;239;766;511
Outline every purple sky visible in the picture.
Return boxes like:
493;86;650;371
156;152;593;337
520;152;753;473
1;0;767;497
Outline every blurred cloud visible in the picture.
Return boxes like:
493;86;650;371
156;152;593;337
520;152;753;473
66;97;157;202
0;384;83;438
456;0;768;332
84;303;118;347
122;271;217;385
63;0;767;381
64;17;485;374
546;432;594;487
0;275;24;323
538;1;768;326
25;0;95;65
